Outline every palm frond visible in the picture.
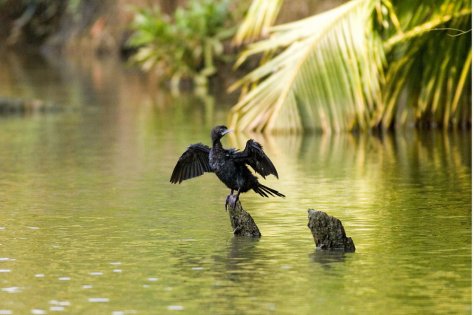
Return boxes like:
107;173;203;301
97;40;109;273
229;0;384;133
232;0;283;46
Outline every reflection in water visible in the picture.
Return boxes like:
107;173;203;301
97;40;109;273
0;52;470;314
310;250;349;267
227;237;260;261
223;237;260;282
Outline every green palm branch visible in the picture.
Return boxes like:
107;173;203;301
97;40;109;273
382;2;471;129
229;0;471;132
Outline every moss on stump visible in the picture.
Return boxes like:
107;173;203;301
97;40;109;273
226;196;261;238
307;209;355;252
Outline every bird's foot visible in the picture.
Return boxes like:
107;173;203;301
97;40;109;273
225;194;238;211
225;194;231;211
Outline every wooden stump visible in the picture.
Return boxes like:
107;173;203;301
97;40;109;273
226;196;261;238
307;209;355;252
0;97;62;115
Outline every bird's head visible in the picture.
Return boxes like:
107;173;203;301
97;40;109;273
211;125;232;143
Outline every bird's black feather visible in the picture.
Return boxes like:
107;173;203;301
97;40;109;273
232;139;278;179
170;143;212;184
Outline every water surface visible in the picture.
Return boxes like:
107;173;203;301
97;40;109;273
0;52;471;314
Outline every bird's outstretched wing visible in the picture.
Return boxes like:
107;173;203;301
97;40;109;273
170;143;212;184
232;139;278;179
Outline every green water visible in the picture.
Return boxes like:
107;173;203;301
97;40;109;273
0;53;471;314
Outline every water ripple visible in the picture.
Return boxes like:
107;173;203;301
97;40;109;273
167;305;184;311
2;287;21;293
88;297;109;303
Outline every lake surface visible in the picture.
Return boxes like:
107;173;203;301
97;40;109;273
0;52;471;314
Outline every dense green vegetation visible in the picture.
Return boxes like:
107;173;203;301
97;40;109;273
128;0;471;132
127;0;238;91
230;0;471;132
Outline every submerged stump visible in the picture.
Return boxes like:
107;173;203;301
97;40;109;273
307;209;355;252
0;97;62;115
226;196;261;238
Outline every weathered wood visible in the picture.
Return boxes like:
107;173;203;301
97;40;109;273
0;97;62;115
307;209;355;252
226;196;261;238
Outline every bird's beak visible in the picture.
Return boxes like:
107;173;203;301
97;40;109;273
222;129;233;136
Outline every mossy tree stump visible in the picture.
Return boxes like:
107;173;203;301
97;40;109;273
0;97;62;114
226;196;261;238
307;209;355;252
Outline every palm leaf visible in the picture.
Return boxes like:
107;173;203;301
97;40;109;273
232;0;283;45
229;0;384;133
382;1;471;128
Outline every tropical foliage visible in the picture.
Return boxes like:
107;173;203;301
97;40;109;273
128;0;235;90
229;0;471;132
381;0;471;129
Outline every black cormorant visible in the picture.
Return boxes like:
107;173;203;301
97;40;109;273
170;125;285;207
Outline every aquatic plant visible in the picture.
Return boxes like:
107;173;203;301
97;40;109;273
229;0;471;132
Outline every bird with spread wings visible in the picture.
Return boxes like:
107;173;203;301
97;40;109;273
170;125;284;208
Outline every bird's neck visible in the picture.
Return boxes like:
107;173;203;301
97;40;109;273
212;139;223;150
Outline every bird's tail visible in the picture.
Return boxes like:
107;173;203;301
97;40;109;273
254;183;285;198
